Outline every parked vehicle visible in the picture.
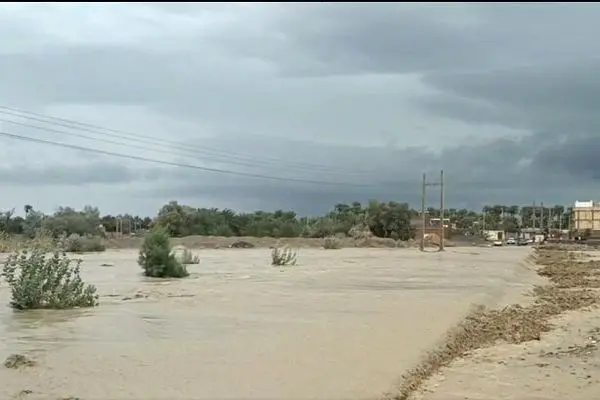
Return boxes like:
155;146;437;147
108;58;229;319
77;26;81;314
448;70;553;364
506;237;517;245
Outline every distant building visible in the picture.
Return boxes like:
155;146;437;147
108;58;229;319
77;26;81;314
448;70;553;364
483;230;505;241
521;227;542;236
429;217;454;229
573;200;600;232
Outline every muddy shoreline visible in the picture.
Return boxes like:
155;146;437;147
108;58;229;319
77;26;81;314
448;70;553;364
395;245;600;400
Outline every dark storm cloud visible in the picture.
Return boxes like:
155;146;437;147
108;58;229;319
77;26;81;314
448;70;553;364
208;2;600;202
2;3;600;214
143;134;552;213
422;61;600;130
420;59;600;181
235;3;600;76
533;136;600;180
217;4;492;76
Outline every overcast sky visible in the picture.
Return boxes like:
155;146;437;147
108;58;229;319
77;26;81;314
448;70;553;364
0;3;598;216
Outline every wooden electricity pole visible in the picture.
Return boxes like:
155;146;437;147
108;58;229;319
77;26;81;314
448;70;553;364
420;170;445;252
420;173;426;251
440;170;445;250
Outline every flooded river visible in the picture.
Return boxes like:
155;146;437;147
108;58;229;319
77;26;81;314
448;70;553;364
0;247;533;399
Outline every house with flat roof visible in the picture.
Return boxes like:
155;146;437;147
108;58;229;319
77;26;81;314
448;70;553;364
573;200;600;232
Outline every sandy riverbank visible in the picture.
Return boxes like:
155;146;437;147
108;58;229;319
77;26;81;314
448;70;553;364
400;246;600;400
414;309;600;400
0;247;531;400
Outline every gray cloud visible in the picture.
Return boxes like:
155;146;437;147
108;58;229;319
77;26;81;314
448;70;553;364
0;162;135;185
0;3;599;216
420;59;600;181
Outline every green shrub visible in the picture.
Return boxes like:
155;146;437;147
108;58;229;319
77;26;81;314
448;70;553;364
181;248;200;264
1;245;98;310
138;228;189;278
0;231;19;253
29;228;55;252
64;234;106;253
323;236;342;249
271;246;297;266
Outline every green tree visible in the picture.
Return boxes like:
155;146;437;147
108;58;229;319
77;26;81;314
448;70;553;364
367;201;414;240
2;241;98;310
138;227;188;278
42;206;102;237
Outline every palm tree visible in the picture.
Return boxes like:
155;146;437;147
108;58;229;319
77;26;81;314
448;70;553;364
24;204;33;216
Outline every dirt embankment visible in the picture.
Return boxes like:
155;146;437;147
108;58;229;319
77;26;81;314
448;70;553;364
105;232;464;250
389;244;600;400
105;235;420;250
0;232;464;252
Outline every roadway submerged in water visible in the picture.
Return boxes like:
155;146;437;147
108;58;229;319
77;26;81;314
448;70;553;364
0;247;534;400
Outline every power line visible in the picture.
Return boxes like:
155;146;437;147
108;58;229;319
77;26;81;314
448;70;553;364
0;130;382;187
0;110;355;175
1;118;375;178
0;105;383;176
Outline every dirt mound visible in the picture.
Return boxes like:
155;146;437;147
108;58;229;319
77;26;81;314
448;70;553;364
105;234;413;249
353;237;398;248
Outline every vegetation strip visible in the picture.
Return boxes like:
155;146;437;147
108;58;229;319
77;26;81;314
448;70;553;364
390;245;600;400
1;202;576;246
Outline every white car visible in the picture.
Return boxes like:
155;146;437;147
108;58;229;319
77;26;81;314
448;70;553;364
506;238;516;245
492;240;503;246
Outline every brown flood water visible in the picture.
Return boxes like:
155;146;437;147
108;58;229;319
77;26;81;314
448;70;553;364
0;247;533;400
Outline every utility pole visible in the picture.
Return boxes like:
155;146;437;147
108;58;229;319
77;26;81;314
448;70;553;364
532;201;536;230
440;170;445;251
420;173;426;251
420;170;445;252
540;201;545;232
482;209;486;232
559;210;562;231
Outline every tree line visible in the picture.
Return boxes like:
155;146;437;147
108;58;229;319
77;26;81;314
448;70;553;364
0;201;576;240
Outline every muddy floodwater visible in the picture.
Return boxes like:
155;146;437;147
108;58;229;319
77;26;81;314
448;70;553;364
0;247;534;399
